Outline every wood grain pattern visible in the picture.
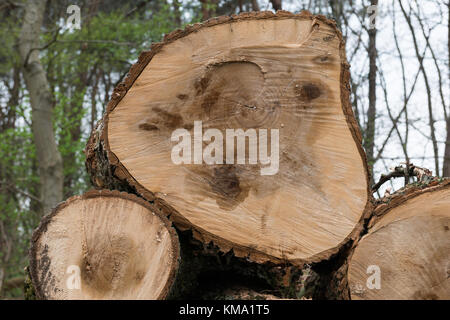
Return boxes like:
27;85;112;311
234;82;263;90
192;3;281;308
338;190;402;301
86;11;372;265
29;190;179;300
348;182;450;300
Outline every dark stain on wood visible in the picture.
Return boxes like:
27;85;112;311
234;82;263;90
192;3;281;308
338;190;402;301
186;165;251;211
210;166;242;199
194;76;211;96
313;54;333;64
177;94;189;100
323;34;335;42
201;90;221;117
412;290;439;300
139;107;184;131
37;244;58;297
139;123;159;131
79;234;143;294
192;61;265;122
295;83;321;101
153;107;184;129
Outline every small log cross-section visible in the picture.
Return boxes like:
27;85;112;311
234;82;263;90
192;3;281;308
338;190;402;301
348;180;450;300
29;190;179;300
86;11;371;265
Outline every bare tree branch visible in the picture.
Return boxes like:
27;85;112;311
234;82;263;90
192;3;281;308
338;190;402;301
372;163;434;192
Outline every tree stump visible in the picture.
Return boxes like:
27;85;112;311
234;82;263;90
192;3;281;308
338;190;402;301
29;190;179;300
348;180;450;300
86;11;372;266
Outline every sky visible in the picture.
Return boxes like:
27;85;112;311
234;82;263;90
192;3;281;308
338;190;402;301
281;0;449;194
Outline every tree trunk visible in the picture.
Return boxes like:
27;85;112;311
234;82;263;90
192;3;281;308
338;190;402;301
270;0;282;11
399;0;440;176
1;276;24;292
347;179;450;299
251;0;260;11
365;0;378;174
85;11;372;267
0;268;4;295
29;190;180;300
444;118;450;177
200;0;217;21
173;0;182;26
444;3;450;177
0;62;20;299
18;0;63;216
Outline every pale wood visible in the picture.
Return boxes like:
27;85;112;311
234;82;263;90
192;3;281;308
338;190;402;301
29;190;179;300
88;11;371;265
348;183;450;300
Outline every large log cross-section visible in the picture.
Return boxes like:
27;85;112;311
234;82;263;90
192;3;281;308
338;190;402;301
86;11;372;266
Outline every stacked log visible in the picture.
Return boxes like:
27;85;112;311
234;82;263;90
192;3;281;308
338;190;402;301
348;180;450;300
28;11;449;300
29;190;179;299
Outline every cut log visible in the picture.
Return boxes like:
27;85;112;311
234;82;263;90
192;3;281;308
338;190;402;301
348;180;450;300
29;190;179;300
86;11;371;266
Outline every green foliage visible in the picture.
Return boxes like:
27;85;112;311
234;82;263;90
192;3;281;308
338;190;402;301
0;15;20;77
53;91;88;196
2;0;260;299
0;106;40;299
0;1;195;299
40;3;184;197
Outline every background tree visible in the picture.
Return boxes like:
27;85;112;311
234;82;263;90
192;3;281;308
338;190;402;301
18;0;64;217
0;0;448;298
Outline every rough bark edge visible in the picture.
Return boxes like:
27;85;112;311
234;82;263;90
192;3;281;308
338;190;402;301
24;266;36;300
316;180;450;300
167;229;322;300
28;189;180;300
369;177;450;228
85;10;373;266
340;178;450;300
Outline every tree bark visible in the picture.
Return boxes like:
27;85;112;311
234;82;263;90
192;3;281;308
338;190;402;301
444;118;450;177
200;0;217;21
444;2;450;177
365;0;378;174
0;268;4;295
270;0;282;11
251;0;260;11
173;0;182;26
399;0;440;175
0;61;21;299
18;0;63;216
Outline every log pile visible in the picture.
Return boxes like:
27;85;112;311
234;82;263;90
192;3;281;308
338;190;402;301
29;190;179;299
28;11;449;300
348;180;450;300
